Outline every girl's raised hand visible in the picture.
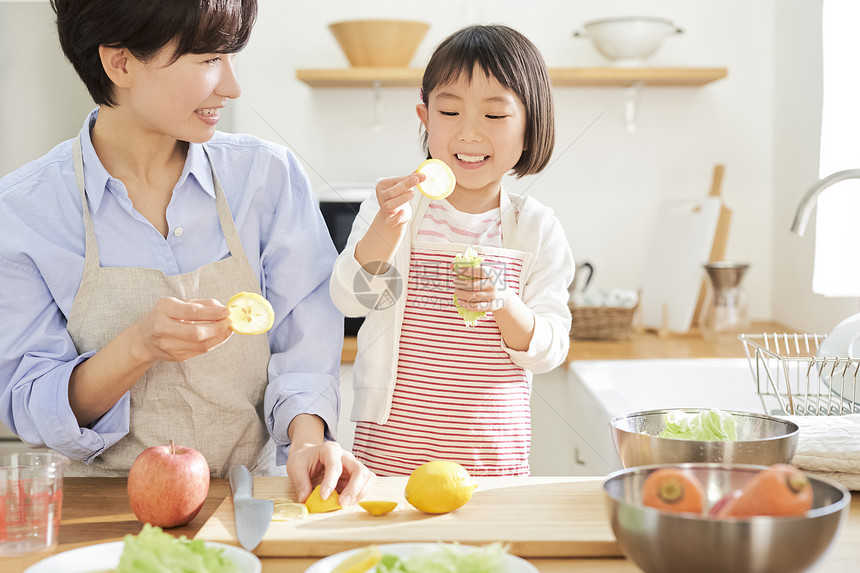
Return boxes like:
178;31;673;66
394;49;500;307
375;173;425;227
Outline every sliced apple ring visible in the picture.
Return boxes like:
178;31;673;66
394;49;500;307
415;158;456;200
226;292;275;335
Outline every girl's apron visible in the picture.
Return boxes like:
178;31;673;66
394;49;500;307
353;240;532;477
64;137;276;478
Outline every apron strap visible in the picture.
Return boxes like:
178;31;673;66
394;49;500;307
202;144;256;288
72;138;102;277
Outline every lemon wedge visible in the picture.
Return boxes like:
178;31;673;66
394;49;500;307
270;499;309;521
415;158;456;200
305;485;342;513
358;500;398;516
331;545;382;573
226;292;274;335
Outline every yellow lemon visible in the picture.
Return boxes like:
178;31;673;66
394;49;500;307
358;500;398;516
405;460;477;514
270;499;308;521
226;292;275;335
331;545;382;573
415;158;456;200
305;485;342;513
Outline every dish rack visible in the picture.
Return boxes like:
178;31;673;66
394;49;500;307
739;332;860;416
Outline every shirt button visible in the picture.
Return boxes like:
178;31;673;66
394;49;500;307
174;227;184;237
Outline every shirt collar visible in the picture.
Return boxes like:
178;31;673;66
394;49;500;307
78;108;111;212
182;142;216;199
78;108;217;212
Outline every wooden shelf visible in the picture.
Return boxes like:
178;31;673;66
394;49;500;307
296;67;728;88
296;67;423;88
549;67;727;87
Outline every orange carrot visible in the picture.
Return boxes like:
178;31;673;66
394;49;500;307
641;468;706;515
723;464;813;518
709;489;743;518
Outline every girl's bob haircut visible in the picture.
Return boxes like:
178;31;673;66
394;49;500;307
51;0;258;107
420;24;555;178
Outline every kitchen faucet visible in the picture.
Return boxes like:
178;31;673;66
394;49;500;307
791;169;860;236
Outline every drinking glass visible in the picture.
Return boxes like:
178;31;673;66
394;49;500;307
0;451;69;556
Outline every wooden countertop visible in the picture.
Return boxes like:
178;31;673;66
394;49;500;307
341;321;788;363
3;477;858;572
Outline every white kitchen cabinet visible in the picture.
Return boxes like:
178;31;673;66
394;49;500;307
530;366;612;476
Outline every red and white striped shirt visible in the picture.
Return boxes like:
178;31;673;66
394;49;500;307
415;200;503;247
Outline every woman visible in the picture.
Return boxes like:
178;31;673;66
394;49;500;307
0;0;370;505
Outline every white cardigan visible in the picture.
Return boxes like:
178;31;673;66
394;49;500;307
329;189;575;424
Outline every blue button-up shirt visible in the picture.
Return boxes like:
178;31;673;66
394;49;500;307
0;109;343;465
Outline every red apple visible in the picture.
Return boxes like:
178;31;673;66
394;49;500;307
127;440;210;528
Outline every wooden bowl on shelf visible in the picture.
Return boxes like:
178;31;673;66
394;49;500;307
329;19;430;67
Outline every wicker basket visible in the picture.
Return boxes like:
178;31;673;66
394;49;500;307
569;302;638;341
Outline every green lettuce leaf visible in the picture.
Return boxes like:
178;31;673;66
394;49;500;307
377;542;509;573
452;247;486;327
117;523;240;573
658;409;738;441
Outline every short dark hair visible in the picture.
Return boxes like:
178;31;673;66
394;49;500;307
50;0;258;106
420;25;555;178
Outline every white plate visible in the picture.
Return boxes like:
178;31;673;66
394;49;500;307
816;313;860;406
23;540;261;573
304;542;539;573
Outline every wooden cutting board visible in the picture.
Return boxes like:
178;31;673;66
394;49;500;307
639;196;721;333
194;476;620;558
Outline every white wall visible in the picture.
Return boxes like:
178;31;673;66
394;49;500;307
0;2;92;177
1;0;856;332
771;0;859;333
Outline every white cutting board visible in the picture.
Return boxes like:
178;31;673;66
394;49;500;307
640;197;721;332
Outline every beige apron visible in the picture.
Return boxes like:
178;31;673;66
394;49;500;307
65;137;277;478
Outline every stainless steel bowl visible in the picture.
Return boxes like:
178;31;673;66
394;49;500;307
611;408;799;468
603;464;850;573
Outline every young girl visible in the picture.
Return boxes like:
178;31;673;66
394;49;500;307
330;25;574;477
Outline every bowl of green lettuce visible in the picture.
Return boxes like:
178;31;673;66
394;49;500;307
610;408;799;468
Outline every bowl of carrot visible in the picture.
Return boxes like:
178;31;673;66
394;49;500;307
603;463;850;573
610;408;799;468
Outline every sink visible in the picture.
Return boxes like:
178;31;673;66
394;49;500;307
561;358;764;475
